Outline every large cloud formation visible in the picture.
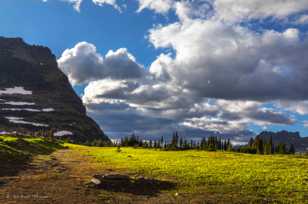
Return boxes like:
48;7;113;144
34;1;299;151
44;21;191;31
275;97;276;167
57;0;308;141
149;21;308;101
58;42;144;85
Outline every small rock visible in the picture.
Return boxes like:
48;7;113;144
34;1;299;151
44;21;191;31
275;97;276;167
90;174;132;188
91;178;102;185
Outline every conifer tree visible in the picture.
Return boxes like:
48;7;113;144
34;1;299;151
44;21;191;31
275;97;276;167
259;138;264;154
227;139;232;151
149;140;153;148
269;136;274;154
179;138;183;149
171;132;179;149
288;144;295;154
248;138;254;148
160;136;164;147
276;143;287;154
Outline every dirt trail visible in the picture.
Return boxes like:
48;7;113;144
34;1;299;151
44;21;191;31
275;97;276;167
0;149;102;204
0;149;185;204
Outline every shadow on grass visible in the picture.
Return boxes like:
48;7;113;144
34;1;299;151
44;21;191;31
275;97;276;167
92;175;176;196
0;138;64;177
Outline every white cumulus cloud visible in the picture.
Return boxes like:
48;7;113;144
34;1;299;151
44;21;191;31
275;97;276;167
137;0;174;14
58;42;144;85
214;0;308;22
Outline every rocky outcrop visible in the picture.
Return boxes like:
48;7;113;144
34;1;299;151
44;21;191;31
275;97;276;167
0;37;109;142
256;131;308;152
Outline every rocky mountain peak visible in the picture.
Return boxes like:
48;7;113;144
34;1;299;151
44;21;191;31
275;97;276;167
0;37;55;66
256;131;308;152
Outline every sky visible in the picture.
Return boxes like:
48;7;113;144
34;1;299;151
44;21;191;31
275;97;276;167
1;0;308;142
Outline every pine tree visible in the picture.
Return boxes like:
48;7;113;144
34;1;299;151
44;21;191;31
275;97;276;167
157;140;161;148
223;140;227;151
248;138;254;148
179;138;183;149
264;143;271;155
288;144;295;154
149;140;153;148
160;136;164;148
276;143;287;154
259;138;264;154
218;137;222;150
184;139;189;149
227;139;232;151
201;138;206;150
269;136;274;154
171;132;179;149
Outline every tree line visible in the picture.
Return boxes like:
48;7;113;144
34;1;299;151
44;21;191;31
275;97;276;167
239;136;295;154
116;132;295;154
119;132;232;151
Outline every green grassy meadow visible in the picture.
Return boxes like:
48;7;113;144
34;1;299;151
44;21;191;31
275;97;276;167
1;136;308;203
68;145;308;203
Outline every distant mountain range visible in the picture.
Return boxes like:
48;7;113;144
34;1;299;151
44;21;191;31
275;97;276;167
256;131;308;152
0;37;109;142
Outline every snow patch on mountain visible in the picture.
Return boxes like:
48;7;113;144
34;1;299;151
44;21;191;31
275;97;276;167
4;101;36;106
2;108;41;112
2;108;55;112
0;87;32;95
42;108;55;112
5;116;49;127
54;130;73;137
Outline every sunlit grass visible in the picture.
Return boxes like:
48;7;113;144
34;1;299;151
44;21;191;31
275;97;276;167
0;135;19;142
67;144;308;202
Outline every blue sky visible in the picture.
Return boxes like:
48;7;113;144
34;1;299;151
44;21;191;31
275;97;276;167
0;0;172;65
1;0;308;140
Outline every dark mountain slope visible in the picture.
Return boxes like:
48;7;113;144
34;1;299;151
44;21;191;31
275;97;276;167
0;37;109;142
